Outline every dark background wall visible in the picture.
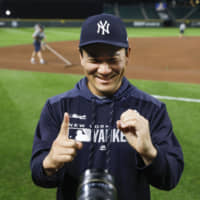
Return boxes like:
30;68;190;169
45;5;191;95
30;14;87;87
0;0;195;19
0;0;103;18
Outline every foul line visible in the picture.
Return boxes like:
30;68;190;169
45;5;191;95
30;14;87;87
153;95;200;103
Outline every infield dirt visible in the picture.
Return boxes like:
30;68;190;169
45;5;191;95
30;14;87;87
0;37;200;84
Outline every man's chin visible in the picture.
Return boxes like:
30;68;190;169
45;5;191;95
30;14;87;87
96;85;118;96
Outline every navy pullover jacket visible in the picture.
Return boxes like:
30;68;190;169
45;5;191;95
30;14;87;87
31;77;184;200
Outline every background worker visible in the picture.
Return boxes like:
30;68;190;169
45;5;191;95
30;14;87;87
30;24;46;64
179;22;186;38
30;14;184;200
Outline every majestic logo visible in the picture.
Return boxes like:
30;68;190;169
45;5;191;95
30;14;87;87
97;20;110;35
70;113;87;120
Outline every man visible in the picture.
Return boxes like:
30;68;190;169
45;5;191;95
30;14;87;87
30;24;46;64
31;14;184;200
179;22;186;38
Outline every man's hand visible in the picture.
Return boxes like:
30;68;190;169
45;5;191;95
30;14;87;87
43;112;83;176
41;41;46;51
117;109;157;166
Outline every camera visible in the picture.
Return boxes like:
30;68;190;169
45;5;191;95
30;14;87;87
77;168;117;200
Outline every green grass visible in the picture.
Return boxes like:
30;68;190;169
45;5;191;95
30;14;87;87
0;27;81;47
0;69;200;200
0;69;82;200
0;27;200;47
127;27;200;37
131;79;200;99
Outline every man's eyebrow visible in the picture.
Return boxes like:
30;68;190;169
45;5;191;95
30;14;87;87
88;56;119;60
88;52;121;59
85;48;121;57
87;57;120;64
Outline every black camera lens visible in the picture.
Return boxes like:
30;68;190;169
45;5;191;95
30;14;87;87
77;169;117;200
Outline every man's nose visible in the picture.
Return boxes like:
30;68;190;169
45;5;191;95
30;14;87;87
98;62;112;74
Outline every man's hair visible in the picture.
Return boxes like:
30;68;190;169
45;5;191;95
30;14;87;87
79;47;129;57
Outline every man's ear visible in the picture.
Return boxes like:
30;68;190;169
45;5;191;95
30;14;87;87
125;48;131;65
79;53;83;66
79;50;85;66
126;47;131;58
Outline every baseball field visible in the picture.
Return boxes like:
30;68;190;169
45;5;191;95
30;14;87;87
0;27;200;200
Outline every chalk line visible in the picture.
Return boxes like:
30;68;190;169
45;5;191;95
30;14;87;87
153;95;200;103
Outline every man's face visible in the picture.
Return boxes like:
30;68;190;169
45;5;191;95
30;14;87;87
80;44;130;97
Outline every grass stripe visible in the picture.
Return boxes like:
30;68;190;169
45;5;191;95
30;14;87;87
153;95;200;103
1;27;200;47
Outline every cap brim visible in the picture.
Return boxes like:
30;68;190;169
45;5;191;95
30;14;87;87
79;40;129;48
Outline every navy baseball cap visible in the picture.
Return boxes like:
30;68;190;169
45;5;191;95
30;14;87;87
79;13;129;48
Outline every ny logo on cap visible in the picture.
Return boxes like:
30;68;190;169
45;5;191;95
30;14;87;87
97;20;110;35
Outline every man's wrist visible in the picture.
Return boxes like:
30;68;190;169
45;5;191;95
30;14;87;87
141;146;157;166
42;156;58;176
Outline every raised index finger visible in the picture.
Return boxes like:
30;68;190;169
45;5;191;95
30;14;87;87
59;112;70;139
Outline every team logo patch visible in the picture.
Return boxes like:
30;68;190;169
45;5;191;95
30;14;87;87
74;128;91;142
97;20;110;35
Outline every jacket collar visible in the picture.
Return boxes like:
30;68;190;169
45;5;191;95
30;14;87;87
75;77;133;104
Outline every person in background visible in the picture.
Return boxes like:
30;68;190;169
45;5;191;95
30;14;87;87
30;14;184;200
179;22;186;38
30;24;46;64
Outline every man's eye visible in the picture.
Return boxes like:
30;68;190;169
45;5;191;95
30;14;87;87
89;59;99;63
107;59;118;64
88;58;119;64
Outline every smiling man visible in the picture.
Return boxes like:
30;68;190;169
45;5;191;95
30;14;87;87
79;44;129;96
31;14;184;200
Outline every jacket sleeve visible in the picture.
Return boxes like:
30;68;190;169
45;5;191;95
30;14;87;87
30;100;65;188
136;103;184;190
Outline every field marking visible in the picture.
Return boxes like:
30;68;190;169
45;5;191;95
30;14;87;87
153;95;200;103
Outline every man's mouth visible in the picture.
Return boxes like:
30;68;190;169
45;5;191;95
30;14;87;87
95;75;116;83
